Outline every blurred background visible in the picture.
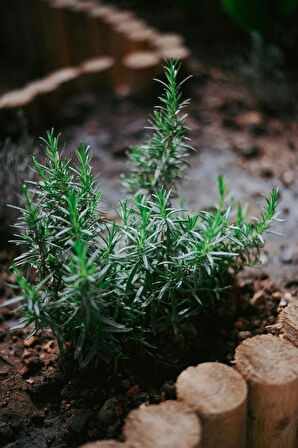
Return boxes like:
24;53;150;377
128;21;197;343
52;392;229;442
0;0;298;290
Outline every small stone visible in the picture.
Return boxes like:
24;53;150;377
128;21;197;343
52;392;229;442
20;366;29;377
126;384;140;397
98;399;120;427
284;292;295;304
251;290;267;307
282;170;295;188
272;291;282;302
234;318;247;330
236;111;263;128
24;336;35;347
238;331;252;340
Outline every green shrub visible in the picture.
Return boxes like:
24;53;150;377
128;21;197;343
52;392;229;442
4;61;281;367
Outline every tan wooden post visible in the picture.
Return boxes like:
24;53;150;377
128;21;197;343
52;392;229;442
79;56;114;91
279;302;298;347
176;362;247;448
80;441;132;448
124;400;202;448
235;334;298;448
122;51;161;94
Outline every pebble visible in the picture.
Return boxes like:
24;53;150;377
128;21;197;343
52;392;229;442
282;170;295;188
98;398;122;427
272;291;282;302
238;331;252;340
251;290;267;307
126;384;140;397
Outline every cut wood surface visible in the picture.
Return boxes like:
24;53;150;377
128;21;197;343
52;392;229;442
153;32;185;49
124;400;201;448
66;0;95;64
80;56;114;90
126;27;161;53
88;6;117;56
279;301;298;347
157;46;190;64
80;441;132;448
176;362;247;448
235;334;298;448
122;51;161;93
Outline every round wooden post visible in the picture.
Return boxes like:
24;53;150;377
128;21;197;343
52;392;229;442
153;33;185;51
124;400;202;448
279;302;298;347
176;362;247;448
0;87;41;134
126;27;161;53
80;441;132;448
157;46;191;66
235;334;298;448
87;6;119;56
122;51;161;94
66;0;95;65
79;56;114;91
47;66;82;97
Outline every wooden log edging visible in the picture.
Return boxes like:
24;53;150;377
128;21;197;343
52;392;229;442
0;0;191;102
176;362;247;448
123;400;202;448
235;333;298;448
279;301;298;347
82;302;298;448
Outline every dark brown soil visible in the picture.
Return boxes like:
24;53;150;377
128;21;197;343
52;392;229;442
0;248;292;448
1;1;298;447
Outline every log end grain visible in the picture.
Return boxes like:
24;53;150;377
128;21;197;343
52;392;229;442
81;56;115;74
123;51;160;71
176;362;247;416
48;67;81;84
279;302;298;347
235;334;298;385
0;89;35;109
124;400;201;448
114;19;147;35
157;46;190;63
153;33;185;49
88;5;120;19
80;441;132;448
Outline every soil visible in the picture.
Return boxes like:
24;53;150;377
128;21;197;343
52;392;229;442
1;1;298;447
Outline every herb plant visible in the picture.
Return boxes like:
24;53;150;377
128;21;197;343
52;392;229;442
4;60;281;367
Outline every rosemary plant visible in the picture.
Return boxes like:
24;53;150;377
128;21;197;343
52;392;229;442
4;60;281;367
123;61;192;196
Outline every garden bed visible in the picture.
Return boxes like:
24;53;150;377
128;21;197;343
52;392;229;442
0;252;286;447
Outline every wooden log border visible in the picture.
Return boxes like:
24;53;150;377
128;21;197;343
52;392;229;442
0;0;191;132
80;302;298;448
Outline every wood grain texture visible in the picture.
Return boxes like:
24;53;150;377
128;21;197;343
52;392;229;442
122;51;161;94
235;334;298;448
279;302;298;347
124;400;201;448
176;362;247;448
80;441;132;448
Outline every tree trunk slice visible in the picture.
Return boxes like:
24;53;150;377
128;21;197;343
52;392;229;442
235;334;298;448
153;33;185;50
279;302;298;347
124;400;202;448
157;46;190;65
122;51;161;94
176;362;247;448
79;56;114;91
80;441;132;448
